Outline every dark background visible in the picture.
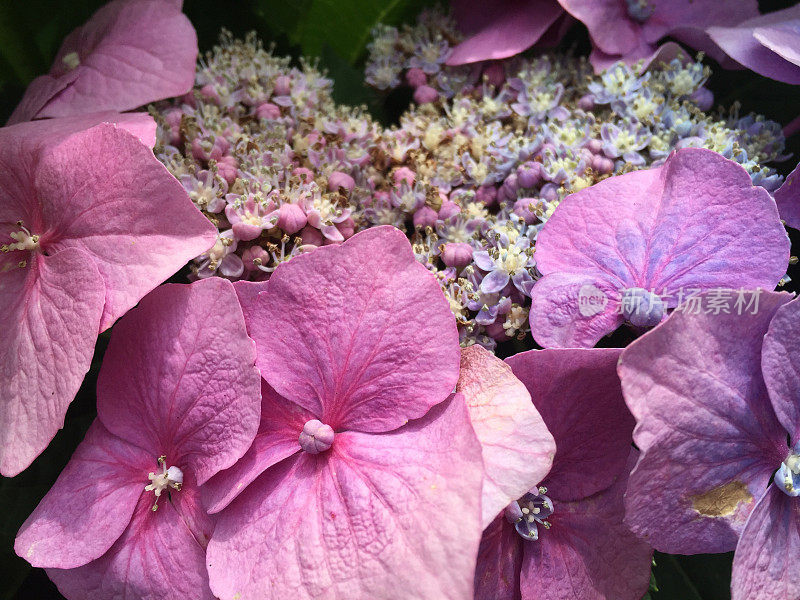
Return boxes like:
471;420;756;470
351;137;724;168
0;1;798;598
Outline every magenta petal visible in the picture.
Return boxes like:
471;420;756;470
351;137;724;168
248;226;460;432
202;380;310;514
446;0;564;65
529;272;623;348
6;70;80;125
474;516;523;600
97;278;261;486
619;291;791;554
0;250;105;476
519;455;652;600
15;421;150;568
457;346;555;527
558;0;640;56
762;297;800;443
708;6;800;85
207;395;484;600
37;123;217;330
731;486;800;600
775;163;800;231
26;0;197;121
232;279;269;332
47;493;215;600
506;348;631;502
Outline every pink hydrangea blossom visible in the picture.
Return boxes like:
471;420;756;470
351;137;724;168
8;0;197;124
475;348;652;600
707;5;800;85
529;148;790;348
14;278;262;600
619;291;800;600
0;114;217;476
204;226;486;599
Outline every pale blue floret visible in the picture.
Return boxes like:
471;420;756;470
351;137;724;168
774;451;800;497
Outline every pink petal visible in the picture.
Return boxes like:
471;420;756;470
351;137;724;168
47;492;215;600
506;348;632;502
6;70;80;125
708;6;800;84
36;122;217;330
15;420;150;568
762;297;800;443
247;226;460;433
775;163;800;230
619;291;791;554
447;0;564;65
202;380;310;514
519;454;652;600
207;395;484;600
457;346;556;527
97;278;261;486
0;249;105;476
13;0;197;122
529;272;623;348
731;486;800;600
232;278;269;331
474;515;523;600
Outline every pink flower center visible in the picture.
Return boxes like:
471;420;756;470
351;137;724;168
144;456;184;511
299;419;335;454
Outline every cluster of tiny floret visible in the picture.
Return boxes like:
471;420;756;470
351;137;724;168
154;14;787;350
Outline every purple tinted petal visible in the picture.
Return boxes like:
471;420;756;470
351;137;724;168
762;297;800;444
473;516;523;600
529;273;624;348
481;269;511;294
620;291;792;554
731;486;800;600
447;0;564;65
519;454;651;600
708;6;800;85
506;348;632;502
775;163;800;231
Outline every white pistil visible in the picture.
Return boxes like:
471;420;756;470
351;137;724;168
144;456;184;511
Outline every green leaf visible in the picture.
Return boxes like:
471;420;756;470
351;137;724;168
287;0;430;64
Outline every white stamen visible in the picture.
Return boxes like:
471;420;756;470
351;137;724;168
144;456;183;511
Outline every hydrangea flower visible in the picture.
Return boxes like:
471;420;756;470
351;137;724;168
529;148;790;348
14;278;262;600
618;291;800;600
776;163;800;230
9;0;197;124
204;227;486;599
0;114;217;476
707;5;800;85
558;0;760;70
446;0;567;65
475;348;652;600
